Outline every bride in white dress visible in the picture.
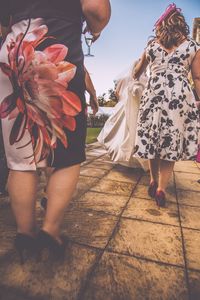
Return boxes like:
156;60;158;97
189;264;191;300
98;61;148;170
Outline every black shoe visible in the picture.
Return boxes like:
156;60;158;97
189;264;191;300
14;233;36;264
36;230;66;261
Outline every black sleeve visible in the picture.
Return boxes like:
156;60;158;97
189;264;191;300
0;0;11;27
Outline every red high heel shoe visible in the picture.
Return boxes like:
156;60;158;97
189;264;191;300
148;181;158;198
155;190;166;207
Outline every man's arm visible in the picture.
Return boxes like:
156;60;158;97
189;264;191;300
81;0;111;35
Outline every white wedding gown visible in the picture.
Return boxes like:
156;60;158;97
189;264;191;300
98;67;149;170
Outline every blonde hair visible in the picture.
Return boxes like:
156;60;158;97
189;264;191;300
155;11;189;49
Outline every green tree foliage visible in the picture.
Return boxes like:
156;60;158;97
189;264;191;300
97;93;107;106
108;88;118;103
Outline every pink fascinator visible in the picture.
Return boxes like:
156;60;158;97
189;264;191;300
154;3;182;27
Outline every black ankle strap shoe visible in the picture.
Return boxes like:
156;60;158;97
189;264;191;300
36;230;66;261
14;233;36;264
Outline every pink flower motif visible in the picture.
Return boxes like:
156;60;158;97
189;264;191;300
0;20;82;164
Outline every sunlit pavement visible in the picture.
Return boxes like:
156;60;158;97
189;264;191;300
0;142;200;300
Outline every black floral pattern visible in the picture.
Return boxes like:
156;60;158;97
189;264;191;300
134;39;200;161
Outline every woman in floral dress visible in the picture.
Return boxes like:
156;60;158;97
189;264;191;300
133;4;200;207
0;0;111;262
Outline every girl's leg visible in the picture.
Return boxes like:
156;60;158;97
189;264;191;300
8;170;38;236
42;164;80;241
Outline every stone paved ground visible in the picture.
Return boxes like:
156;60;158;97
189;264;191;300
0;142;200;300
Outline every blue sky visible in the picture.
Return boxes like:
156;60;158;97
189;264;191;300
83;0;200;97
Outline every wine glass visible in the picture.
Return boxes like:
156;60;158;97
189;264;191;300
84;32;94;57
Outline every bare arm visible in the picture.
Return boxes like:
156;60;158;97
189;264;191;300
85;67;96;96
191;50;200;101
84;67;99;115
81;0;111;34
132;51;149;79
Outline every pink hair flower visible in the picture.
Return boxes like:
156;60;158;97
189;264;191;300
154;3;181;28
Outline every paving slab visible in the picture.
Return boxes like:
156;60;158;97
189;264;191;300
82;252;188;300
180;205;200;230
0;194;10;207
176;190;200;207
1;143;200;299
91;179;134;196
86;155;98;161
62;209;118;248
174;161;200;174
108;218;184;266
72;188;86;200
86;149;107;156
132;184;177;203
103;168;142;184
175;161;198;169
188;271;200;300
183;228;200;271
76;176;99;191
175;172;200;192
0;207;15;257
85;161;114;170
80;167;108;178
95;154;113;162
0;243;98;300
123;197;179;226
71;191;129;216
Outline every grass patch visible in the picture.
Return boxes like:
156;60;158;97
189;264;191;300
86;127;102;144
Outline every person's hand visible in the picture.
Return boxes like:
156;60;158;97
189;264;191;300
82;24;101;42
89;94;99;115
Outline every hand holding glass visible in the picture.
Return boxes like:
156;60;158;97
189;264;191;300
84;32;94;57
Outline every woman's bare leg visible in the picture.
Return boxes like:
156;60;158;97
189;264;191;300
42;164;80;241
149;158;160;183
158;160;175;192
8;170;38;236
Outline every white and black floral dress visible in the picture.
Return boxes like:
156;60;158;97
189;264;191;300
134;38;200;161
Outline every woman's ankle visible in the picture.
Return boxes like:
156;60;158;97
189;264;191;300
17;229;36;237
157;187;165;193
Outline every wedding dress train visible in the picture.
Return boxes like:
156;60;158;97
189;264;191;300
98;64;148;170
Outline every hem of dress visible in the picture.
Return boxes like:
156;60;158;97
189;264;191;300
8;166;37;171
133;154;197;162
52;156;86;170
7;157;86;171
